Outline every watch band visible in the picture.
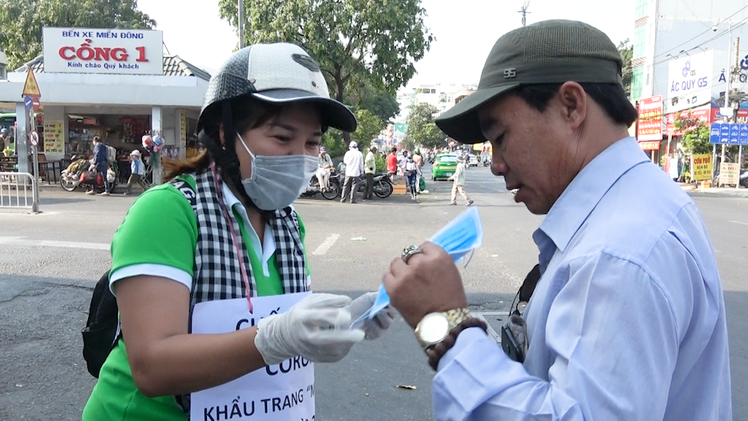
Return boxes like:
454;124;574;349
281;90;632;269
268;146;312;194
426;318;488;371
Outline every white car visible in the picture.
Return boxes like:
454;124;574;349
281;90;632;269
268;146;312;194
468;155;479;167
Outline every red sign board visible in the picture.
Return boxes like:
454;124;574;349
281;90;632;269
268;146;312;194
637;96;663;141
666;106;711;136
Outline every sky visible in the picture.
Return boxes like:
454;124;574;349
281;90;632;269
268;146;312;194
137;0;635;88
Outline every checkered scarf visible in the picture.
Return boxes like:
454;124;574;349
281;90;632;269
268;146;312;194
185;166;310;306
169;167;310;414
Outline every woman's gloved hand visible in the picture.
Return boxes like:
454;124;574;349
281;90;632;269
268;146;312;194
348;292;397;340
254;293;365;365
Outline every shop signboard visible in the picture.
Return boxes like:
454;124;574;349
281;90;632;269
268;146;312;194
43;121;65;153
692;154;712;181
666;51;713;114
637;95;663;141
709;123;748;145
639;141;661;150
42;27;163;75
666;106;711;136
719;163;739;186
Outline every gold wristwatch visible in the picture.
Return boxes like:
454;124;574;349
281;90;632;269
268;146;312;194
415;308;472;351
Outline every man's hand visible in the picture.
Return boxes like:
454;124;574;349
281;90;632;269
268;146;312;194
382;242;468;329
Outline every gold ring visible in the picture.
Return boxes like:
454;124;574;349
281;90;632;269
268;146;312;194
401;244;422;264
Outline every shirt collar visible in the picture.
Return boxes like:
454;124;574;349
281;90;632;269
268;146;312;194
537;137;649;254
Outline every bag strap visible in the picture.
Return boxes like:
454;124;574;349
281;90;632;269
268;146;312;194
511;264;542;315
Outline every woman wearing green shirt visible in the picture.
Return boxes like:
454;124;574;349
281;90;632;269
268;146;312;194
83;43;394;420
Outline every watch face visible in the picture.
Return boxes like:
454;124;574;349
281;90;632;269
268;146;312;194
419;313;450;343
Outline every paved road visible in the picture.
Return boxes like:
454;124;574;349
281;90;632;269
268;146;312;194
0;166;746;420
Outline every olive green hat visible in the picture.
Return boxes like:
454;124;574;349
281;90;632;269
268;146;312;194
435;20;623;144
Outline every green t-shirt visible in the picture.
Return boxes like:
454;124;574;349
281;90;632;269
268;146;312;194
82;176;307;420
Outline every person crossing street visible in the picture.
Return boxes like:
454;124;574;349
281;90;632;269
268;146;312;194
124;150;148;196
448;156;474;206
364;145;378;200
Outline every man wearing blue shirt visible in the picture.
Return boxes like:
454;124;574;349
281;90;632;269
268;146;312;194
383;20;732;420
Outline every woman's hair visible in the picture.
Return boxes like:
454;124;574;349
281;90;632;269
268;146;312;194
163;95;284;181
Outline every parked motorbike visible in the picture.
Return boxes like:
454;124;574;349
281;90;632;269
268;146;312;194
740;170;748;188
60;157;117;193
357;172;394;198
333;171;394;199
300;171;341;200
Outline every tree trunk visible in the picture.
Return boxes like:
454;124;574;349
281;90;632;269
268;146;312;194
334;74;351;143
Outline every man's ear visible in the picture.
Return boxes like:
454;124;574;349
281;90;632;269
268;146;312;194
557;82;587;130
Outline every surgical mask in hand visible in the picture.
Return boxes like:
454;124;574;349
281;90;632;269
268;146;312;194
237;132;318;211
430;206;483;266
352;207;484;327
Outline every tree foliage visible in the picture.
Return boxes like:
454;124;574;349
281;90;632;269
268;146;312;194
351;109;384;145
617;39;633;97
404;103;446;150
674;112;712;154
0;0;155;69
217;0;432;108
347;78;400;123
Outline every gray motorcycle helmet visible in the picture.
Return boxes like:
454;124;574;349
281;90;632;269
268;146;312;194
197;43;357;135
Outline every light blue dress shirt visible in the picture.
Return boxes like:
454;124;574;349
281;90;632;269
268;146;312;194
433;137;732;420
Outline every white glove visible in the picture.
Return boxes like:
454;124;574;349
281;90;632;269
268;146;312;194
348;292;397;340
254;293;365;365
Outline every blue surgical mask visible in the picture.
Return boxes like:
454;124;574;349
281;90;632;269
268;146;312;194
236;133;318;211
429;207;484;264
351;207;484;327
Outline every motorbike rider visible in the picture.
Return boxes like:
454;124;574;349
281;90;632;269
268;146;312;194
316;146;333;191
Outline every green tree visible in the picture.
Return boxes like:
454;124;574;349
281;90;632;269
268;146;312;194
347;78;401;123
351;109;384;145
674;112;711;154
617;39;633;97
218;0;432;109
404;103;446;150
0;0;155;69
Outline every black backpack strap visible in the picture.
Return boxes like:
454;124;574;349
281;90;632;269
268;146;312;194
168;178;197;212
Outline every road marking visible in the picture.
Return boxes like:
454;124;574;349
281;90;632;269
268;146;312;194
729;220;748;226
312;233;340;255
0;236;109;250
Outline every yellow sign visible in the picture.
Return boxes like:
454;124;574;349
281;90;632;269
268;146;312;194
719;163;739;186
22;68;41;98
178;110;187;143
43;121;64;154
692;154;712;181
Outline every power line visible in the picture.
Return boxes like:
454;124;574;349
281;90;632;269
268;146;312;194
653;4;748;60
652;16;748;67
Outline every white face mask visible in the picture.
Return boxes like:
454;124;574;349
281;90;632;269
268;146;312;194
236;133;318;211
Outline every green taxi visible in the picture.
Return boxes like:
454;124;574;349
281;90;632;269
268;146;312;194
432;154;458;181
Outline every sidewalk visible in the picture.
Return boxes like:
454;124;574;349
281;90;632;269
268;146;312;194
679;182;748;198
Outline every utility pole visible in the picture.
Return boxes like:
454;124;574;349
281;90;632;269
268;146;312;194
238;0;245;49
518;1;531;27
720;20;733;180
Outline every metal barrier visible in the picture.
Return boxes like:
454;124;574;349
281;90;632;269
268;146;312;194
0;172;38;211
